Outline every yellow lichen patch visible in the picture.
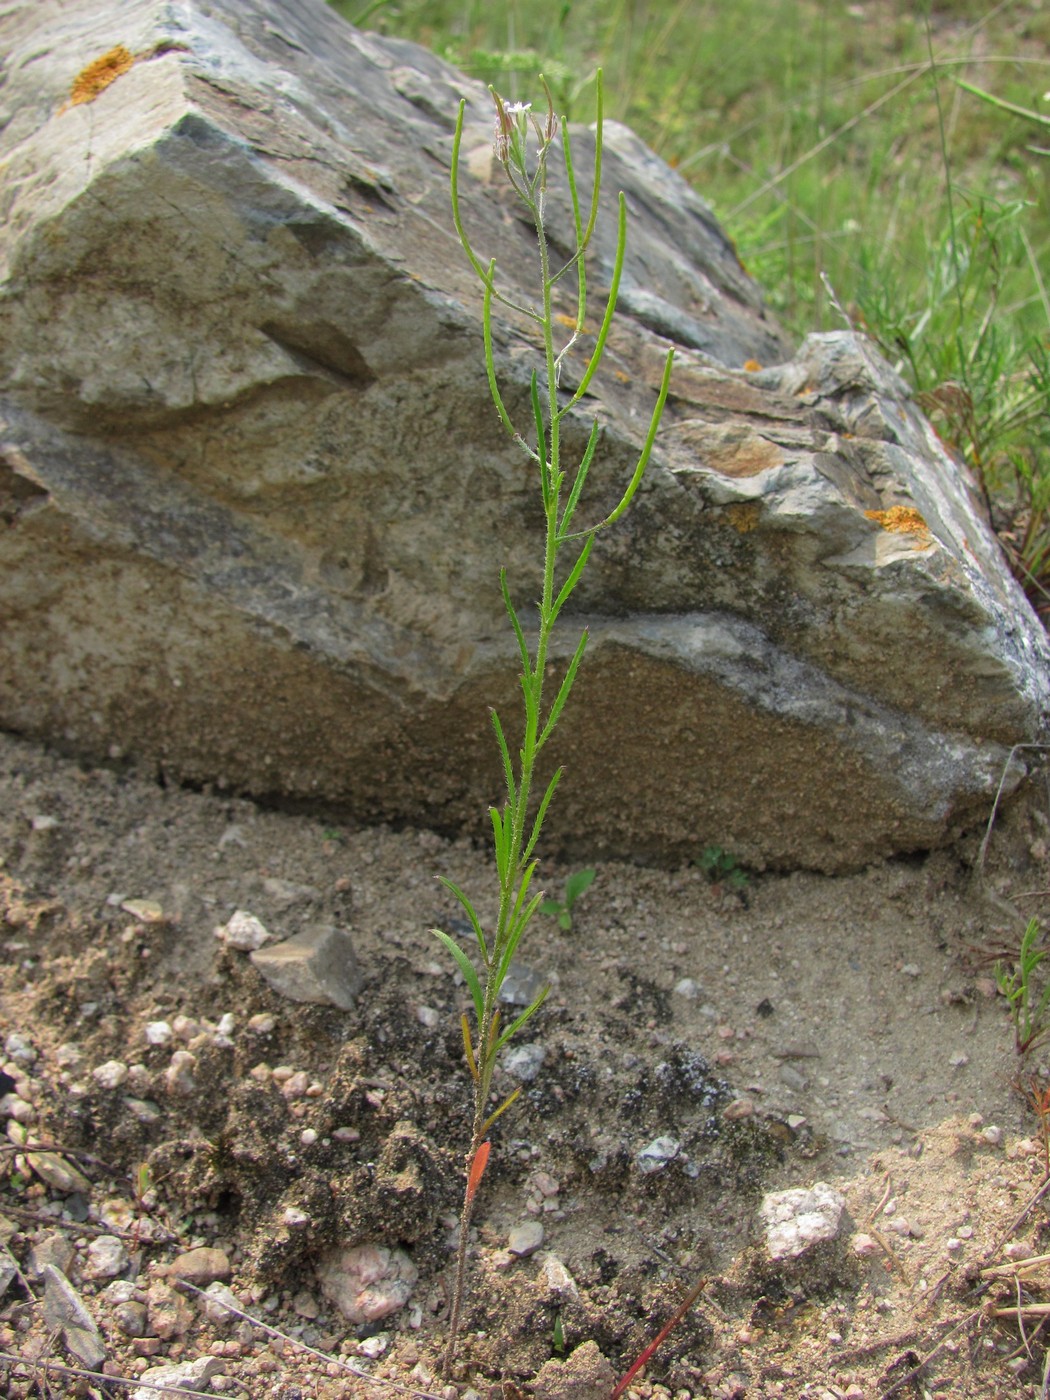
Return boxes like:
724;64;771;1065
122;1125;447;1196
69;45;135;107
864;506;932;545
725;502;761;533
742;358;762;373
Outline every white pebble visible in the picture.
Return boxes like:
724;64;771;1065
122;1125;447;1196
4;1034;36;1065
87;1234;129;1278
673;978;700;999
982;1125;1002;1145
247;1014;276;1034
145;1022;172;1046
164;1051;197;1096
92;1061;129;1090
416;1006;440;1029
300;1129;318;1146
216;910;272;951
852;1233;880;1257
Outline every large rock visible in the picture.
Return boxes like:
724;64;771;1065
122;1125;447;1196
1;0;1047;870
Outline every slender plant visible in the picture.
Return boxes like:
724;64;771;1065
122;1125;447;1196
435;74;673;1380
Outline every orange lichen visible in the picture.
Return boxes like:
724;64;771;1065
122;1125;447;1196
725;502;761;533
69;45;135;107
864;506;932;545
742;358;762;372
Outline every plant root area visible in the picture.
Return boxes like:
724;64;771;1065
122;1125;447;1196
2;728;1050;1399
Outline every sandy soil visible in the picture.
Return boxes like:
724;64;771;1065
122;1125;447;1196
2;727;1050;1398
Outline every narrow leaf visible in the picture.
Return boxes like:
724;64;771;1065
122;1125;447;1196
559;421;601;538
490;805;509;884
487;1007;502;1055
578;346;674;537
466;1140;491;1203
522;766;563;864
461;1014;479;1082
501;568;532;678
480;1086;523;1138
497;889;545;985
438;876;489;964
432;928;485;1023
550;538;594;627
539;632;588;748
482;260;518;441
491;710;517;807
494;985;550;1053
530;372;549;505
564;191;626;411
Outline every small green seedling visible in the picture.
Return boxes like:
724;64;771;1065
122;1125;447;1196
996;918;1050;1057
540;867;596;931
698;845;749;891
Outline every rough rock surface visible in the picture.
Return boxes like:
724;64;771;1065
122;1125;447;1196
1;0;1047;869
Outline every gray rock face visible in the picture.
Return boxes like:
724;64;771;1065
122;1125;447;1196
1;0;1047;870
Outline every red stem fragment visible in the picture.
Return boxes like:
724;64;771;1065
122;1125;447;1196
609;1277;708;1399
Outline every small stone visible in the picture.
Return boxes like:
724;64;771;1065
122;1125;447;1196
202;1281;241;1325
132;1356;223;1400
636;1136;681;1173
114;1301;148;1336
357;1334;388;1358
31;813;59;831
948;1051;969;1068
282;1206;312;1228
292;1289;319;1319
531;1340;617;1400
146;1280;194;1339
723;1097;754;1120
3;1095;35;1123
42;1264;106;1368
316;1243;418;1323
169;1247;231;1287
279;1070;311;1098
251;925;362;1010
673;978;700;998
4;1034;36;1065
27;1232;75;1279
507;1221;545;1257
124;1097;162;1123
121;899;165;924
27;1150;92;1195
502;1042;546;1082
541;1255;578;1298
900;963;920;977
498;961;545;1007
216;910;272;951
982;1125;1002;1145
779;1064;808;1091
416;1005;440;1029
851;1233;880;1257
86;1235;129;1279
92;1060;129;1090
300;1128;318;1146
164;1051;197;1096
946;1237;962;1253
247;1014;276;1034
760;1182;846;1260
171;1015;200;1041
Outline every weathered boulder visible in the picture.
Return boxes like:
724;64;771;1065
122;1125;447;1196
1;0;1047;870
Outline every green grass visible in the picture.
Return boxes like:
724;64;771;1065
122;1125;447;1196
329;0;1050;618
